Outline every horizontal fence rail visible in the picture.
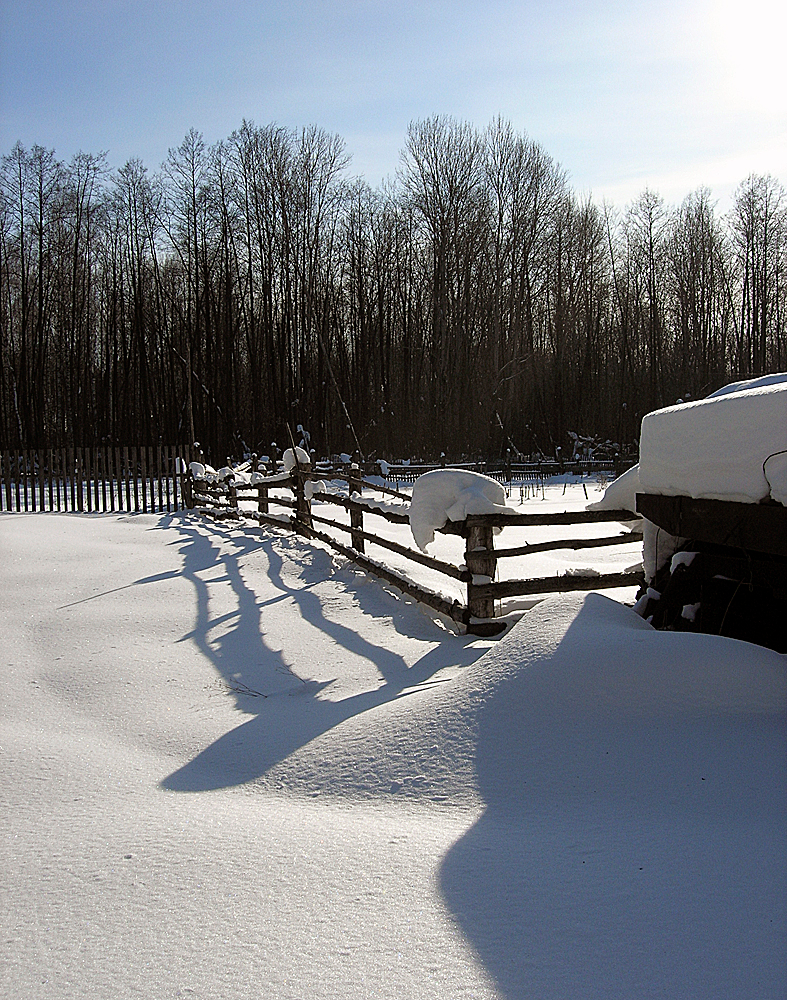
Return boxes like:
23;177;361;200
186;464;644;632
1;446;190;514
376;458;634;487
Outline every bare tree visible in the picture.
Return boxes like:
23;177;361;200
729;174;786;374
668;188;732;394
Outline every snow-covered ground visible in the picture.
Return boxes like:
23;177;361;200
2;496;785;999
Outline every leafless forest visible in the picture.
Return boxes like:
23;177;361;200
1;117;784;462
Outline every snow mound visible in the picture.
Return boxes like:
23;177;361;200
304;479;326;500
216;466;251;484
260;590;786;808
282;446;311;472
409;469;512;552
465;591;786;813
587;463;640;514
188;461;217;481
639;377;787;504
438;593;787;999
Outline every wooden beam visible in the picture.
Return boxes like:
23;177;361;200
636;493;787;557
292;520;467;624
311;491;411;524
442;508;638;531
494;530;642;559
307;509;469;581
469;571;644;601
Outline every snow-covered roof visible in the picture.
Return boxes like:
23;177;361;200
589;375;787;579
639;375;787;506
706;371;787;398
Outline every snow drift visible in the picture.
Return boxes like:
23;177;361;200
587;462;640;515
441;592;787;999
2;513;785;999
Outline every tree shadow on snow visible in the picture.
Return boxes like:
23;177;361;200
154;514;484;793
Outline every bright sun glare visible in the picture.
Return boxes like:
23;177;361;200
708;0;787;114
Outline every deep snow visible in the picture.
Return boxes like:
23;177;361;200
1;507;785;999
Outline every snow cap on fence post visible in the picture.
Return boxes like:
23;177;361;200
408;468;512;552
282;446;311;473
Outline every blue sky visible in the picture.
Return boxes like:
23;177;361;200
1;0;784;210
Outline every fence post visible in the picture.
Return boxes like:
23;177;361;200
131;447;140;511
155;445;163;512
61;448;69;511
47;449;55;511
465;519;497;620
83;447;92;513
348;464;365;553
257;482;269;514
22;450;30;511
3;451;11;511
164;446;172;511
76;448;85;512
251;453;268;514
294;461;312;530
36;449;44;511
181;464;194;509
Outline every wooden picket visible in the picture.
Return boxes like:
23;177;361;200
0;446;190;514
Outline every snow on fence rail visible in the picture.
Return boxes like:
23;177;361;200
0;446;191;514
186;462;643;632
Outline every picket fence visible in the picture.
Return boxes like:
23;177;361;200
0;446;191;514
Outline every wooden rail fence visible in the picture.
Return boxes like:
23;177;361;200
187;462;643;633
378;458;633;486
1;446;190;514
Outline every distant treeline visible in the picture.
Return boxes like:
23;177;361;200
1;117;785;461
